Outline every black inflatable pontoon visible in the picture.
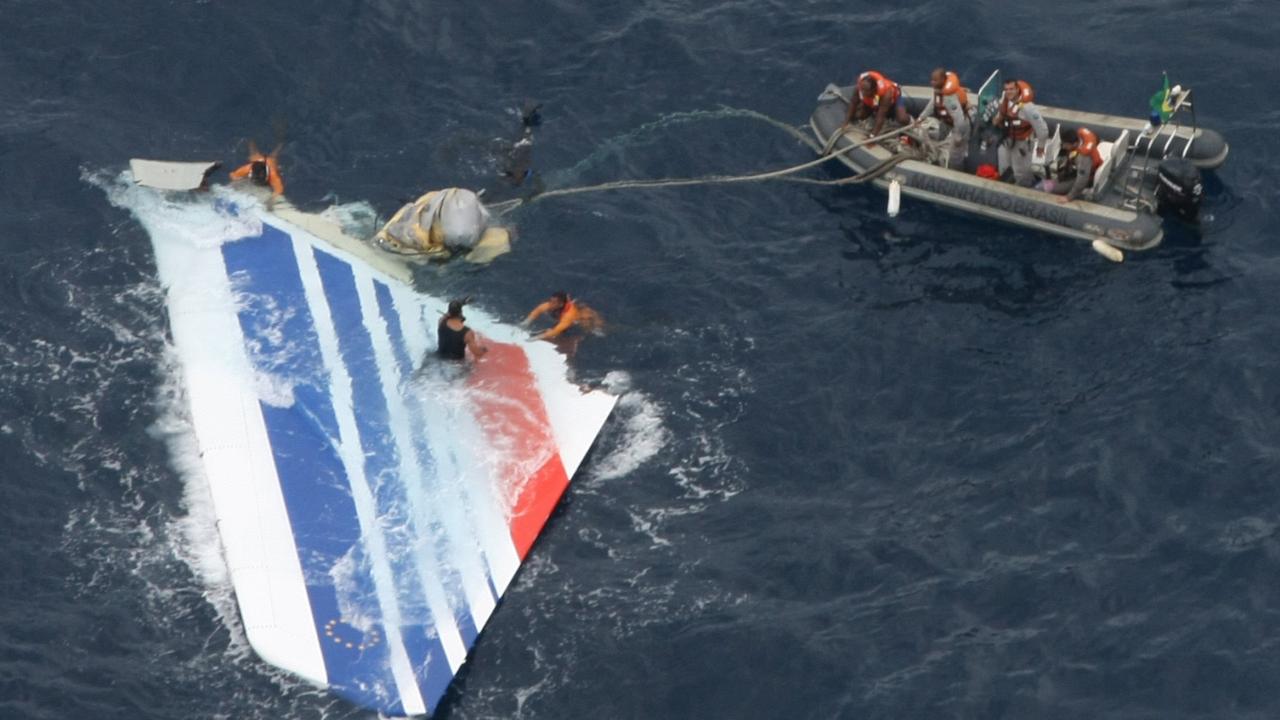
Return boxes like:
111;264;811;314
810;71;1228;256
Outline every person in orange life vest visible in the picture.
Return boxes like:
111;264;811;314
522;291;602;341
1049;127;1105;203
436;299;488;361
840;70;913;140
229;140;285;196
916;67;972;169
992;79;1048;187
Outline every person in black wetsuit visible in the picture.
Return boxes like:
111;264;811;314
436;300;488;361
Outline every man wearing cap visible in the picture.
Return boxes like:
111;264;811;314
437;300;488;361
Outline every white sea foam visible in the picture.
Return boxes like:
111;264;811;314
87;169;261;661
585;370;668;482
94;177;356;717
149;341;253;661
90;168;264;251
318;199;381;240
52;304;258;692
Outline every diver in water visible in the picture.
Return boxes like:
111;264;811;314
522;291;603;341
519;98;542;128
498;99;543;188
229;140;285;195
437;298;488;361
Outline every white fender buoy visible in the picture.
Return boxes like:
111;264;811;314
887;179;901;218
1091;239;1124;263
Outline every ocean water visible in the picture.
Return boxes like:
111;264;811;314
2;1;1279;718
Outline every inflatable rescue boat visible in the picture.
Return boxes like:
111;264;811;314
810;71;1228;257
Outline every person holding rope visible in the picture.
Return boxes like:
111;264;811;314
843;70;913;139
817;71;915;156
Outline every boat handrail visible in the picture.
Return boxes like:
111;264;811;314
1128;85;1198;205
1136;123;1165;180
1155;87;1196;158
1181;89;1198;159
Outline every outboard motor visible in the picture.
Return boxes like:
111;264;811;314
1156;157;1202;221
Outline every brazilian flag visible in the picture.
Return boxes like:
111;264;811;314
1149;73;1174;123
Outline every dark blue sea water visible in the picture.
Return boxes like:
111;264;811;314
3;1;1280;718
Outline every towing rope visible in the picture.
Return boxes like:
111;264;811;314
485;109;923;215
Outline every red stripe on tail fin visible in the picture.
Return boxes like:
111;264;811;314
466;342;569;559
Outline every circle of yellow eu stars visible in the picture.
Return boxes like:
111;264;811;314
324;618;382;651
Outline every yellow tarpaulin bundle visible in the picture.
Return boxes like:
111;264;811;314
374;188;510;263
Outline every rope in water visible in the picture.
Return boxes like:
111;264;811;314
485;110;923;215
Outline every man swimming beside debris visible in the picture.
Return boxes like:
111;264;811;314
522;291;603;341
229;140;285;196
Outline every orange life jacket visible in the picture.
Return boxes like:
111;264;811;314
556;299;579;324
932;71;969;125
230;153;285;195
857;70;901;109
1072;127;1104;184
997;80;1036;141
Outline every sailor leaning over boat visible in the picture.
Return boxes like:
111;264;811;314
990;79;1049;187
917;68;971;169
840;70;914;140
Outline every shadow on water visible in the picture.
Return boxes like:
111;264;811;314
806;158;1243;310
808;183;1102;317
1161;220;1234;289
1157;170;1238;288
